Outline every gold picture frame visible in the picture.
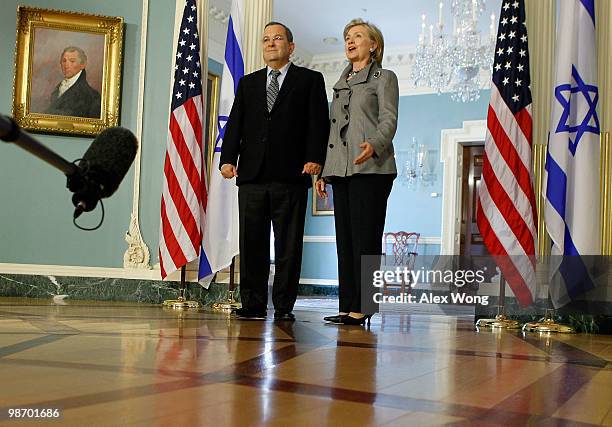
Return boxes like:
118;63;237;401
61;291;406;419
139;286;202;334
205;72;220;174
312;177;334;216
12;6;124;137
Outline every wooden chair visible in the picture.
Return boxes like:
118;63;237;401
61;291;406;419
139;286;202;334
381;232;420;296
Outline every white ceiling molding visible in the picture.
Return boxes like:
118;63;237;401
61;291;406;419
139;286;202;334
207;4;229;65
209;5;229;24
290;45;314;68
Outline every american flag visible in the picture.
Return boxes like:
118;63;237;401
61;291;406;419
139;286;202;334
476;0;537;306
159;0;206;279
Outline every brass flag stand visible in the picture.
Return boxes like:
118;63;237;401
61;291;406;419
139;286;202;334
522;303;575;333
212;257;241;312
163;266;201;309
476;274;521;329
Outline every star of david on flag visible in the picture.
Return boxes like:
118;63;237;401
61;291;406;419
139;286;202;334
554;66;600;155
214;115;229;153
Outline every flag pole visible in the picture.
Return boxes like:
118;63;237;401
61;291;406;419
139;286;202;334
476;273;521;329
163;266;201;309
211;256;242;312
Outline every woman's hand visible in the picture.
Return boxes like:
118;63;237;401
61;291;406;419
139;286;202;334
354;142;374;165
315;178;328;199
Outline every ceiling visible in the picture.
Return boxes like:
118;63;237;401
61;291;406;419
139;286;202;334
274;0;503;56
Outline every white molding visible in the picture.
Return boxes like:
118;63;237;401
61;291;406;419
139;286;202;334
303;236;336;243
207;37;225;66
303;236;441;244
208;5;229;24
290;45;314;68
440;120;486;255
299;278;338;286
397;236;440;245
207;1;228;64
0;263;163;280
123;0;152;270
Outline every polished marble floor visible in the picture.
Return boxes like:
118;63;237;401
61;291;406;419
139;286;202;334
0;297;610;426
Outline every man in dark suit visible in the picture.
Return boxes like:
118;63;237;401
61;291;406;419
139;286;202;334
46;46;101;118
220;22;329;321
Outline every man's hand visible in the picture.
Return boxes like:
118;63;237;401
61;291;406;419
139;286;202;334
315;178;327;199
354;142;374;165
220;164;238;179
302;162;322;175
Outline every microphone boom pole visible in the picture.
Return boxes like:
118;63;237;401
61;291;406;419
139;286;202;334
0;115;78;176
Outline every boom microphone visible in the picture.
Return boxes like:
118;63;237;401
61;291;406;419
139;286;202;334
1;114;138;222
69;127;139;217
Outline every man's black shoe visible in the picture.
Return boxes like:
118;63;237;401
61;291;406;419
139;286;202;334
274;312;296;322
235;308;266;320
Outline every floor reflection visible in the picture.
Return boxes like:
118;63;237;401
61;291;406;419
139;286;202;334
0;297;610;426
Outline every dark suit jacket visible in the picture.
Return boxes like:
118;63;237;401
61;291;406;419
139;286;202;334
220;63;330;186
46;70;101;118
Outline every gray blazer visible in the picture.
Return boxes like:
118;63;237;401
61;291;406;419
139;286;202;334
322;61;399;178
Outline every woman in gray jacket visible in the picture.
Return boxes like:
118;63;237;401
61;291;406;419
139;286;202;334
316;18;399;326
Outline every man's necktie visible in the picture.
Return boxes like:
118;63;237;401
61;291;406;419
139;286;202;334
267;70;281;112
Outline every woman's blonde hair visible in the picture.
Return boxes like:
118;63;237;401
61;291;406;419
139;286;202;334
343;18;385;66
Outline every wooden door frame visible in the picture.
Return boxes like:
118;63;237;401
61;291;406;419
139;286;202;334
440;120;486;255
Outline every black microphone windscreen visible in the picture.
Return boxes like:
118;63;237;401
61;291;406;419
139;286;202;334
79;127;138;198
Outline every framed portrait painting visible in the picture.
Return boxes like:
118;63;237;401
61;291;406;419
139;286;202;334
312;178;334;216
12;7;124;136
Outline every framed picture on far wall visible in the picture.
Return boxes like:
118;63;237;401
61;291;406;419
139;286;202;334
312;177;334;216
12;6;123;136
205;72;220;173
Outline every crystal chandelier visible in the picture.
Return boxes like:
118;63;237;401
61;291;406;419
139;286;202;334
450;0;486;21
411;0;496;102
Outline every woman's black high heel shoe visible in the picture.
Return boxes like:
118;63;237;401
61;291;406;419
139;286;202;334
324;314;347;323
342;314;373;326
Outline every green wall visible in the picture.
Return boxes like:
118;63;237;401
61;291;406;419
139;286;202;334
0;0;176;267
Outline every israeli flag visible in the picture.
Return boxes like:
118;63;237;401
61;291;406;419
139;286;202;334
543;0;600;307
198;0;244;286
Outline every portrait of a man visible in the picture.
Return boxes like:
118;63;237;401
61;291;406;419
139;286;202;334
45;46;101;118
28;27;105;120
